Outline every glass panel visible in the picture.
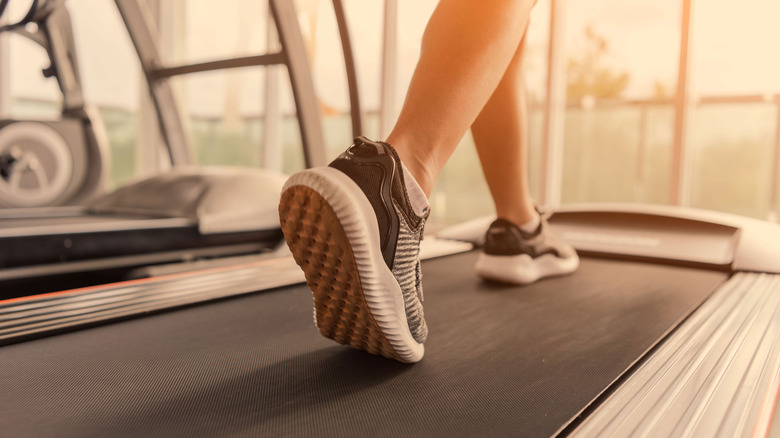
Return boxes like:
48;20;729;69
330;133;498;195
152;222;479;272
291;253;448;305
9;35;61;119
342;0;383;136
169;66;308;174
165;0;361;170
560;0;681;205
164;0;269;66
307;0;354;160
526;0;551;202
340;0;386;143
688;103;777;220
690;0;780;96
562;104;673;204
69;1;145;190
688;1;780;220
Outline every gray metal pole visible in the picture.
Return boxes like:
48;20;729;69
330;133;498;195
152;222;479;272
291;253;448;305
332;0;362;138
114;0;193;166
635;103;648;200
136;0;167;175
269;0;326;168
263;9;282;172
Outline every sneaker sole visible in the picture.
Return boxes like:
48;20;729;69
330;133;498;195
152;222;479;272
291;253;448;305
475;253;579;285
278;167;424;363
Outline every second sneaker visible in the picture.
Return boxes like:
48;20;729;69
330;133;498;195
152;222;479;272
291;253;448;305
475;214;579;285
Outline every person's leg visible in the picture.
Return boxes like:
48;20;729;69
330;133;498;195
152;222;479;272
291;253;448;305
471;36;536;228
470;36;579;285
280;0;535;363
386;0;535;197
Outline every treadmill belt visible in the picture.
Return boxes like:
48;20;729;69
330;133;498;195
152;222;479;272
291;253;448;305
0;252;727;437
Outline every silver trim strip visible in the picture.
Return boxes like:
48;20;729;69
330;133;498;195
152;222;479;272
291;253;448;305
0;243;265;281
0;206;84;219
0;256;304;344
0;216;194;237
571;273;780;438
0;238;471;345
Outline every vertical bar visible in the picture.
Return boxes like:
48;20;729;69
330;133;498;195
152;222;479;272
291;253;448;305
379;0;398;139
332;0;363;138
269;0;326;168
0;13;10;117
115;0;193;166
670;0;693;206
768;96;780;223
43;5;86;111
263;8;282;172
540;0;566;207
136;0;166;175
635;103;648;199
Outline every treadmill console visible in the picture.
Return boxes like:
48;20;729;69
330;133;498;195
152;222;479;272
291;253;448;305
547;211;738;270
436;204;780;273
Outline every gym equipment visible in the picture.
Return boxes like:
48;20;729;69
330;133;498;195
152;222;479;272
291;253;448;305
3;1;780;436
0;0;110;207
2;205;780;437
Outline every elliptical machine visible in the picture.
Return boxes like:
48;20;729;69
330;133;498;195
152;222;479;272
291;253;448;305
0;0;109;208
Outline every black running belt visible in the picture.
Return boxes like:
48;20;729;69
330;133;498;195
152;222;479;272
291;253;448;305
0;252;727;437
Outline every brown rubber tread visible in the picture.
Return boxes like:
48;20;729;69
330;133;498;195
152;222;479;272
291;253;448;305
278;185;403;362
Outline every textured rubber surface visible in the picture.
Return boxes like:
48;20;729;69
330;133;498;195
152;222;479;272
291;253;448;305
0;254;727;438
279;167;424;363
279;185;401;361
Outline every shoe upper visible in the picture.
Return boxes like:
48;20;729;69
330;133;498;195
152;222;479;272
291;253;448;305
483;216;577;259
329;136;429;344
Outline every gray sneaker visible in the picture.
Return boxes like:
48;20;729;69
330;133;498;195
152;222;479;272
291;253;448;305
278;137;428;363
475;214;579;284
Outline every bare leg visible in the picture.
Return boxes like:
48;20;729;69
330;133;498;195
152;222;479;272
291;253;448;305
471;36;536;227
386;0;535;196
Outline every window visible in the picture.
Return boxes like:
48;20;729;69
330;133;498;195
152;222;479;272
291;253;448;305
560;0;681;205
687;0;780;220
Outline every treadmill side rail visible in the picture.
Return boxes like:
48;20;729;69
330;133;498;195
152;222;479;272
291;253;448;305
570;272;780;438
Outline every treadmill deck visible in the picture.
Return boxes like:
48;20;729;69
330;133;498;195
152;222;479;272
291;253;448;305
0;252;726;437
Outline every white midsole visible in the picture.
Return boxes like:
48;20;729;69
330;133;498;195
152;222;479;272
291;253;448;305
283;167;425;363
475;252;579;285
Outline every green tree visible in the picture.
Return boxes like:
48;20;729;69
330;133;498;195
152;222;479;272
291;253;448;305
566;25;630;101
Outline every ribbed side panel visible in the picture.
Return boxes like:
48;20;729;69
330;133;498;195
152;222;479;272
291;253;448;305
0;258;305;345
0;238;469;346
572;273;780;438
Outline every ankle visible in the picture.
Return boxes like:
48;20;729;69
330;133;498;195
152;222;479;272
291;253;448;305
385;135;436;197
497;206;538;231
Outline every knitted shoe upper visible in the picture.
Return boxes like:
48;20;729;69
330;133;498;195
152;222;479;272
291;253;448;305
484;216;577;259
328;137;429;344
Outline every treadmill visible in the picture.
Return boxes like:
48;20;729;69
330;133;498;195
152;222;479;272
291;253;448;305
3;1;780;437
0;168;288;293
0;0;310;292
2;204;780;437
